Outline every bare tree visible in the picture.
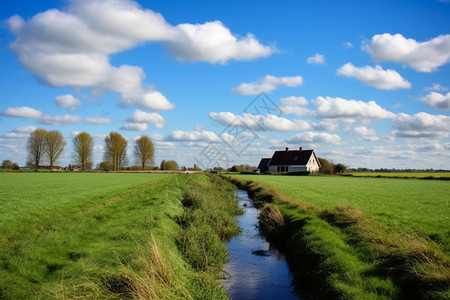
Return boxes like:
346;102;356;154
73;131;94;171
134;135;154;171
45;130;66;170
104;132;128;171
27;129;47;171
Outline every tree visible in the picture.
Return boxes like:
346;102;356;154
160;160;178;170
318;157;335;174
334;163;348;174
73;131;94;171
104;132;128;171
134;135;154;171
1;160;13;169
27;129;47;171
45;130;66;170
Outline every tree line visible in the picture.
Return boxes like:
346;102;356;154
25;129;155;172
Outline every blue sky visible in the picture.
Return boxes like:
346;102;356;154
1;0;450;169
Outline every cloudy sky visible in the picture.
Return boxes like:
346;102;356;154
1;0;450;169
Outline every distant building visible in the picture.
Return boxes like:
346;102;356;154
257;158;271;173
258;147;321;173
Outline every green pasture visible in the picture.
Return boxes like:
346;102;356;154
235;174;450;253
349;172;450;179
0;172;241;299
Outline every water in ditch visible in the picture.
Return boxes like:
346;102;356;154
223;190;300;300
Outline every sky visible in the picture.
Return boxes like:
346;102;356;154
1;0;450;170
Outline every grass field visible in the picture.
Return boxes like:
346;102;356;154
229;174;450;299
349;172;450;179
0;172;241;299
235;174;450;253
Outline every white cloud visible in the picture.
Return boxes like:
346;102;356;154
209;112;310;132
167;130;219;142
363;33;450;72
7;0;274;109
312;121;339;131
424;83;448;92
337;63;411;90
84;115;114;125
306;53;325;64
232;75;303;95
1;106;43;119
346;126;377;136
55;94;82;109
126;109;167;129
121;123;148;131
164;21;275;64
393;112;450;138
120;90;176;111
419;92;450;110
1;106;81;125
313;96;396;120
280;96;312;116
2;126;37;138
285;131;341;144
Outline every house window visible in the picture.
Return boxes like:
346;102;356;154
286;166;289;172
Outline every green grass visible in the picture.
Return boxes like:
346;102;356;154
234;174;450;253
228;174;450;299
0;172;241;299
349;172;450;179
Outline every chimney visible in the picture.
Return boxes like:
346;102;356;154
299;147;302;152
285;147;289;151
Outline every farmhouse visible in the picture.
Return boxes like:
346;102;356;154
258;147;321;173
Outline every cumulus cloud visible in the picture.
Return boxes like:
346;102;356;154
1;106;81;125
424;83;448;92
121;123;148;131
346;126;377;136
285;131;341;144
232;75;303;95
126;109;167;129
55;94;82;110
337;63;411;90
393;112;450;138
0;105;109;126
119;90;175;110
164;21;275;64
2;126;37;138
363;33;450;72
279;96;313;116
419;92;450;110
84;115;114;124
209;112;310;132
306;53;325;64
313;96;396;120
312;121;339;131
7;0;274;109
167;130;219;142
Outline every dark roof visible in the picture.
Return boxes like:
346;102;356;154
268;149;314;166
257;158;271;169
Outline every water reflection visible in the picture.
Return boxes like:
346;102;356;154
223;190;300;300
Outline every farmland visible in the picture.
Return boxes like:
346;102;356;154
229;174;450;299
235;174;450;253
0;172;241;299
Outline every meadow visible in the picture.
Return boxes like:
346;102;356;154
229;174;450;299
0;172;241;299
235;174;450;253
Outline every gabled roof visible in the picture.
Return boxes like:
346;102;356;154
268;149;314;166
257;158;271;169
